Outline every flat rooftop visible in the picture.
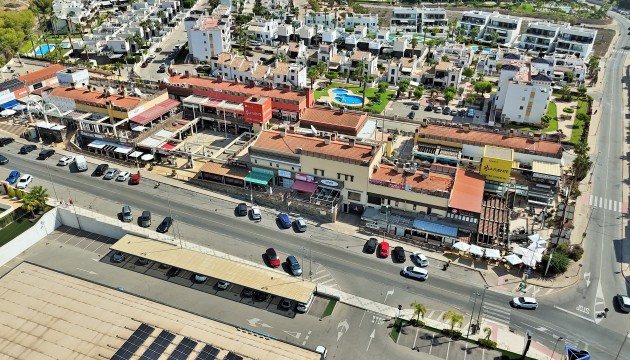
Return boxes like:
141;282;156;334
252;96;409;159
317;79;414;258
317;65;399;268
0;263;320;360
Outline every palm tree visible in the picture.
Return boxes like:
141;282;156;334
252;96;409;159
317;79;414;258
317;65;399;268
469;26;480;41
307;66;319;90
483;327;492;341
361;75;373;108
22;193;39;218
410;301;426;324
29;186;49;211
488;30;500;47
442;310;464;333
410;35;418;53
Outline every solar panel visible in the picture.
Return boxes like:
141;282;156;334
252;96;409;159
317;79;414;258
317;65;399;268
167;338;198;360
223;352;243;360
139;330;176;360
195;345;220;360
111;323;155;360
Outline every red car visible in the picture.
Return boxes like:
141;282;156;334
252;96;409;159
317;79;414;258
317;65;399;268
266;248;280;267
130;173;141;185
141;62;148;68
379;241;390;258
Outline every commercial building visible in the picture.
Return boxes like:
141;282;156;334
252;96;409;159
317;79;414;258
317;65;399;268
187;15;232;62
55;67;89;88
390;7;448;34
520;22;597;59
298;107;368;136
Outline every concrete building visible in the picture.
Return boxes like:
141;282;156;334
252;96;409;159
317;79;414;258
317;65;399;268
344;13;379;32
247;17;279;43
432;43;473;68
55;67;89;88
305;11;337;30
423;61;463;89
271;62;307;89
386;56;424;85
519;22;562;54
345;51;378;77
457;10;492;40
481;13;521;45
187;15;232;62
520;22;597;59
277;24;296;44
390;7;448;34
493;64;553;125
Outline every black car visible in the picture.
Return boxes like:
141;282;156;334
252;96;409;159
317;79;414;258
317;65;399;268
0;138;14;146
411;104;420;110
365;238;378;254
408;111;415;119
166;267;181;277
19;144;37;154
0;155;8;165
254;291;269;302
442;107;451;115
94;163;109;176
424;104;433;111
242;287;254;297
392;246;406;263
237;203;248;216
38;149;55;159
156;216;173;233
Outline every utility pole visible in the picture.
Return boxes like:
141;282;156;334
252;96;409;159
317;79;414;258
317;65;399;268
550;336;564;360
466;292;480;338
475;285;489;330
615;330;630;360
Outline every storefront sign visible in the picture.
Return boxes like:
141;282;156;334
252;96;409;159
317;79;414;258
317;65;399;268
450;208;478;217
295;173;315;182
532;173;560;181
278;169;292;178
480;156;512;183
365;222;380;229
33;82;43;90
320;179;339;187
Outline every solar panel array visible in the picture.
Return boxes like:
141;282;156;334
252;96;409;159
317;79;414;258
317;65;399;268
0;78;25;92
195;345;221;360
111;323;155;360
224;352;244;360
139;330;176;360
164;337;197;360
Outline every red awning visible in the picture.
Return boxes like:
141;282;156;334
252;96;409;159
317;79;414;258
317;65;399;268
130;98;180;125
292;179;318;194
161;142;176;149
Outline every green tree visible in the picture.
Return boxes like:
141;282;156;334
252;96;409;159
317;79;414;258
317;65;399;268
410;35;418;52
469;26;480;41
411;301;426;323
307;66;319;90
397;79;410;97
413;85;424;103
22;193;39;218
361;75;374;108
473;80;492;95
444;86;456;104
573;141;590;156
463;67;475;82
587;55;600;77
316;60;327;77
542;252;570;274
352;60;366;86
559;84;572;101
7;186;15;198
572;153;593;180
442;310;464;333
325;71;338;85
483;327;492;340
565;71;575;84
577;85;587;96
377;81;389;94
488;30;500;47
28;186;49;211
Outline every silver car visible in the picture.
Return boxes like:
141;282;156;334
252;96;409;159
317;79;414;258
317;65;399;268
103;168;119;180
512;296;538;310
121;205;132;222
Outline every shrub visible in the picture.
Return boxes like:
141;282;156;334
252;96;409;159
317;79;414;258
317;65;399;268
570;244;584;261
576;112;589;122
563;107;574;113
542;251;570;274
15;189;24;200
440;329;462;339
478;338;497;349
7;187;15;198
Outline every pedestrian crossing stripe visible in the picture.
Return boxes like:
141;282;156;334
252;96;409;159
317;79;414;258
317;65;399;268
583;192;628;213
481;303;511;324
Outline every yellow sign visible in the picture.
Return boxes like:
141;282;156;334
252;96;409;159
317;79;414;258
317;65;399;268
480;156;512;183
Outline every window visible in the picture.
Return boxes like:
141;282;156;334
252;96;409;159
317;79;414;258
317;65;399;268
270;162;273;166
337;173;341;180
347;191;361;201
413;204;417;211
519;106;524;110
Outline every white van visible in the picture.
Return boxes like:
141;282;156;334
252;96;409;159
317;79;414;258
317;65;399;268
75;155;88;172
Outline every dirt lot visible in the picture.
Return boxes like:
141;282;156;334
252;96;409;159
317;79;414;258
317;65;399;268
0;0;29;11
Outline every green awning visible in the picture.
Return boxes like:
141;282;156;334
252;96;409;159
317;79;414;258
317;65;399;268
245;170;274;186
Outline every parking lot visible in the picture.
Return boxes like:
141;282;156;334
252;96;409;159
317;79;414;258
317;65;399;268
397;327;502;360
384;98;488;125
46;225;117;257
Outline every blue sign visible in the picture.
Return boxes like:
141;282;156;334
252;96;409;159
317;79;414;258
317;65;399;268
565;345;590;360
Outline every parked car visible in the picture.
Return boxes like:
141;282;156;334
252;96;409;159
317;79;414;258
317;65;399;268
193;274;207;283
111;251;126;263
458;109;466;117
365;238;378;253
424;104;433;111
6;170;20;184
378;241;390;258
141;62;149;68
286;255;302;276
615;294;630;313
0;137;14;146
121;205;133;222
237;203;248;216
442;107;451;115
16;174;32;189
156;216;173;233
279;298;294;310
411;252;429;267
155;47;162;52
0;155;8;165
94;164;109;176
216;280;230;290
450;108;458;116
294;217;307;232
467;108;475;118
392;246;406;263
251;206;261;220
57;155;75;166
38;149;55;159
19;144;37;154
166;267;181;277
103;168;119;180
254;291;269;302
130;173;141;185
411;104;420;110
116;171;131;181
140;210;151;227
408;111;415;119
266;247;281;267
433;106;443;113
512;297;538;310
401;266;428;280
74;155;88;172
277;213;291;228
242;287;254;297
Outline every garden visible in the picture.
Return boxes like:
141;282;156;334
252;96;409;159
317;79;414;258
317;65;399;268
0;185;51;247
314;81;395;114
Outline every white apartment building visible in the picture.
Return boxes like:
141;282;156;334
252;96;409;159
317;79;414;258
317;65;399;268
344;13;379;32
272;62;307;88
555;26;597;59
305;12;337;30
432;43;473;68
531;54;587;82
457;10;492;40
247;18;279;43
493;64;552;125
52;0;97;32
386;56;423;85
277;24;296;44
187;15;232;62
343;50;378;76
390;7;448;34
298;26;317;46
481;13;521;45
209;53;306;88
423;61;463;89
519;22;561;54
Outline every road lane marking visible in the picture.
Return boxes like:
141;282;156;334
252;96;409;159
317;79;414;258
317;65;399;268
609;199;613;210
553;306;594;323
588;194;593;206
599;197;603;208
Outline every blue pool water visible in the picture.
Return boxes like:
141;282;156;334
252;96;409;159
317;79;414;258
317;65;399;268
331;88;363;105
470;46;493;54
34;44;55;56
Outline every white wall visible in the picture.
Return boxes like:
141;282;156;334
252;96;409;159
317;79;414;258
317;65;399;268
0;208;60;268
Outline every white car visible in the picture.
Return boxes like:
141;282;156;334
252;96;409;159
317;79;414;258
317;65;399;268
116;171;131;181
401;266;428;280
512;296;538;310
411;252;429;267
216;280;230;290
57;156;75;166
16;174;32;189
251;206;261;220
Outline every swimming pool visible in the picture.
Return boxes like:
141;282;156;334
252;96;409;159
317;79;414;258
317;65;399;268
470;46;493;54
34;44;55;56
332;88;363;106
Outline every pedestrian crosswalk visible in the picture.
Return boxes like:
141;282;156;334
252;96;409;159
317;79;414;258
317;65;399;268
583;192;627;213
481;303;511;325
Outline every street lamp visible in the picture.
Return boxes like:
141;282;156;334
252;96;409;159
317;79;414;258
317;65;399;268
466;292;480;338
475;284;489;330
382;205;390;243
248;170;253;205
550;336;564;360
615;330;630;360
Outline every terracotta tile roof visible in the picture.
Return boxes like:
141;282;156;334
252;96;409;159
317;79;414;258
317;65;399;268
199;16;222;30
17;64;65;86
199;161;249;179
371;164;453;192
435;61;452;72
351;50;372;61
289;42;300;52
330;55;342;64
239;59;254;71
273;62;290;75
449;169;485;214
49;86;142;110
253;130;375;163
300;107;368;136
417;124;562;158
253;64;270;78
167;75;307;101
216;52;234;63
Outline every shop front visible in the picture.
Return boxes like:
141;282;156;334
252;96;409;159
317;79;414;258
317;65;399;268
245;167;275;189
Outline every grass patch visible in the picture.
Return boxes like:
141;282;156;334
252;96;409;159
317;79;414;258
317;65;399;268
566;99;588;145
389;318;403;342
504;103;557;133
314;81;395;114
321;299;337;318
0;218;35;247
